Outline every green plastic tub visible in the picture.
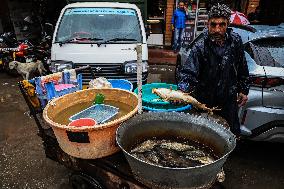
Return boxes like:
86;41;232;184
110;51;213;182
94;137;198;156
134;83;191;111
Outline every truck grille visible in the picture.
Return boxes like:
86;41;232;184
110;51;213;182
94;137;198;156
74;63;148;85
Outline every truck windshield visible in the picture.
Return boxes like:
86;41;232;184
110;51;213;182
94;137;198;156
55;8;142;44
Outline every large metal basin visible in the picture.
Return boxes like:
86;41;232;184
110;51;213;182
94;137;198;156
116;112;236;189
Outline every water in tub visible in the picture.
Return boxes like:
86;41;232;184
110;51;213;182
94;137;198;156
54;100;133;125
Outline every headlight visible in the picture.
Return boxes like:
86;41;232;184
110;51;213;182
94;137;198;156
124;61;148;74
49;61;73;73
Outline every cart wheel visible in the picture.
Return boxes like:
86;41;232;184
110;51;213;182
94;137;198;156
69;172;103;189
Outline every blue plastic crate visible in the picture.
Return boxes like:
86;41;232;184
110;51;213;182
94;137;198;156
69;104;119;124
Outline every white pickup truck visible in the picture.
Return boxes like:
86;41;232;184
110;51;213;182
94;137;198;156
50;2;148;84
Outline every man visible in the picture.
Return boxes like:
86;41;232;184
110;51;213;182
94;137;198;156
185;0;193;12
248;6;261;23
171;1;188;52
177;4;249;137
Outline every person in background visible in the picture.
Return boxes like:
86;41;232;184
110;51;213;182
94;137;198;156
248;6;261;23
171;1;189;53
185;0;193;12
177;3;249;137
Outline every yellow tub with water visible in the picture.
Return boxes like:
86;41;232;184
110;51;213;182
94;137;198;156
43;88;138;159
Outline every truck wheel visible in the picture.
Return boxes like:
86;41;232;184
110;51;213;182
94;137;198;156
69;172;103;189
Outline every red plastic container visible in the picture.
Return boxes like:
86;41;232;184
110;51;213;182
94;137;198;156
68;118;97;127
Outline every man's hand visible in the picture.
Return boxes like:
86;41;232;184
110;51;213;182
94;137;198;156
185;7;189;14
171;24;175;31
237;93;248;107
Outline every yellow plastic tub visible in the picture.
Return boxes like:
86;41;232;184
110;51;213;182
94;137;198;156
43;88;138;159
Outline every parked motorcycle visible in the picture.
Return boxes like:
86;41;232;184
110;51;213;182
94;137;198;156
0;12;53;75
0;32;18;73
21;16;53;73
0;49;12;73
0;32;18;48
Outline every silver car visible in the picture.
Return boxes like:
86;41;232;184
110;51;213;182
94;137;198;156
176;24;284;142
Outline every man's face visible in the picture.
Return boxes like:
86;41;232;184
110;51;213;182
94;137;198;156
208;17;229;43
178;2;185;10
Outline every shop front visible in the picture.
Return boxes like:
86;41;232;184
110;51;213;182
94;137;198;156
245;0;284;24
0;0;66;40
162;0;249;47
164;0;208;47
146;0;166;46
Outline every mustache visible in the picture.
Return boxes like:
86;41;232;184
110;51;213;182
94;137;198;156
209;33;225;41
210;33;224;37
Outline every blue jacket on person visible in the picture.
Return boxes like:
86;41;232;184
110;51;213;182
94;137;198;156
171;8;187;29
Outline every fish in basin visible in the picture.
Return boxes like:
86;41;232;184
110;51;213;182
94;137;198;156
130;139;217;168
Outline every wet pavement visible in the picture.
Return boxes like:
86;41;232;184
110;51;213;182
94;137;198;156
0;66;284;189
0;73;71;189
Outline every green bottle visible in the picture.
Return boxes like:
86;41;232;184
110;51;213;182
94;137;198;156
94;93;105;104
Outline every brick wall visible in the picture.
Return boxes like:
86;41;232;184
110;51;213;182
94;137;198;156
165;0;175;46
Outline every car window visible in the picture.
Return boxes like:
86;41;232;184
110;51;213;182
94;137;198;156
250;37;284;68
183;32;204;50
244;42;254;58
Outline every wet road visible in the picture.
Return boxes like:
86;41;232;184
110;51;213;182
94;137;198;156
0;66;284;189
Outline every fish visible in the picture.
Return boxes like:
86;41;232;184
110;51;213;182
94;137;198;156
160;142;196;152
195;156;214;164
154;146;202;168
152;88;220;114
184;149;215;164
130;140;157;153
131;140;195;153
130;139;217;168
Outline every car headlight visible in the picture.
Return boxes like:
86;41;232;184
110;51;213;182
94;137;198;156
49;61;73;73
124;61;148;74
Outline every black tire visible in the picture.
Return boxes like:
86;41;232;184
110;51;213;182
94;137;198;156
69;172;104;189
